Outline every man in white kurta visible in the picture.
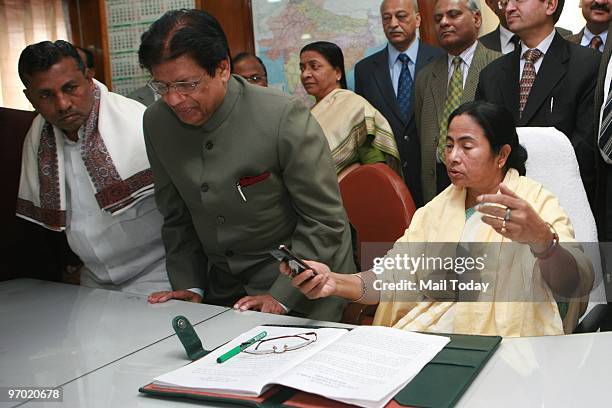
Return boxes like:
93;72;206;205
16;40;170;295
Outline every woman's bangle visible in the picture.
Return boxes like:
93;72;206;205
351;273;367;302
530;222;559;259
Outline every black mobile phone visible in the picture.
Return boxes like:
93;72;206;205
270;245;311;276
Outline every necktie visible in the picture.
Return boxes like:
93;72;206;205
519;48;543;117
589;35;603;51
437;56;464;164
397;54;413;120
598;82;612;163
510;35;521;51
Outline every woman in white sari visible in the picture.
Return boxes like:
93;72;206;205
281;101;594;336
299;41;402;178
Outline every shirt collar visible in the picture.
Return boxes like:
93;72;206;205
582;26;608;47
447;40;478;71
499;24;515;47
201;75;240;133
388;38;420;68
520;28;556;58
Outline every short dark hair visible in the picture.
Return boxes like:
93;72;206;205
76;46;95;69
300;41;347;89
138;9;229;77
232;52;268;76
448;101;528;176
552;0;564;23
18;40;85;87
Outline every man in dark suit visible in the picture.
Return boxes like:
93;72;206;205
354;0;443;206
566;0;611;52
476;0;601;205
480;0;572;54
594;22;612;240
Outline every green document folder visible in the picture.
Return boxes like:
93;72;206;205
392;333;501;408
140;330;501;408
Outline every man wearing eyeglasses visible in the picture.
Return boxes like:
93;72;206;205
232;52;268;87
139;10;355;321
479;0;571;54
16;40;171;295
476;0;601;207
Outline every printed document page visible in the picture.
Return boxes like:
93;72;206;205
152;325;348;395
276;326;450;408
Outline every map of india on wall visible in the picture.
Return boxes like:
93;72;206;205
252;0;387;101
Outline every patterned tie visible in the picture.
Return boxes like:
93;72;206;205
598;82;612;163
589;35;603;51
519;48;543;117
437;56;464;164
397;53;413;120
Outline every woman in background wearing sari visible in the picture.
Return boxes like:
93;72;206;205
281;101;594;336
299;41;401;179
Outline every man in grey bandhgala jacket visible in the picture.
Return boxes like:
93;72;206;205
139;9;355;321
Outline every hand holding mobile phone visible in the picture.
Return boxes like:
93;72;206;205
270;245;312;277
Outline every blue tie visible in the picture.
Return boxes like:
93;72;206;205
397;53;413;120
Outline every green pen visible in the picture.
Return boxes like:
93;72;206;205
216;331;267;363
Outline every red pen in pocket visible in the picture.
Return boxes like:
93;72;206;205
236;172;270;202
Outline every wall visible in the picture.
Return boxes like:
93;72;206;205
68;0;110;85
203;0;255;57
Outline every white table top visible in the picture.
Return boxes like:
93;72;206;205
0;279;226;394
4;280;612;407
456;331;612;407
20;309;346;407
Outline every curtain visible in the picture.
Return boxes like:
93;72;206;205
0;0;70;110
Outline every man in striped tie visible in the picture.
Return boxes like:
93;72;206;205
476;0;601;207
595;23;612;241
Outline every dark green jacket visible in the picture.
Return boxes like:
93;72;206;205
143;75;355;321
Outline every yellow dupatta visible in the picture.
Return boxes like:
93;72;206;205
373;169;594;337
310;89;401;175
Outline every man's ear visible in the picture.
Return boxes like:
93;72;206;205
474;10;482;30
23;88;33;105
546;0;558;17
84;70;95;92
415;12;421;28
218;57;231;81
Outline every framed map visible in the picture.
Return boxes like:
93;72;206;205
252;0;387;101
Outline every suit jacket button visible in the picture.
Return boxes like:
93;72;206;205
201;183;209;192
216;215;225;225
402;161;408;168
225;250;234;257
403;135;409;141
205;141;214;150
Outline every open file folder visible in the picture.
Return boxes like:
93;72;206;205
140;328;501;408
